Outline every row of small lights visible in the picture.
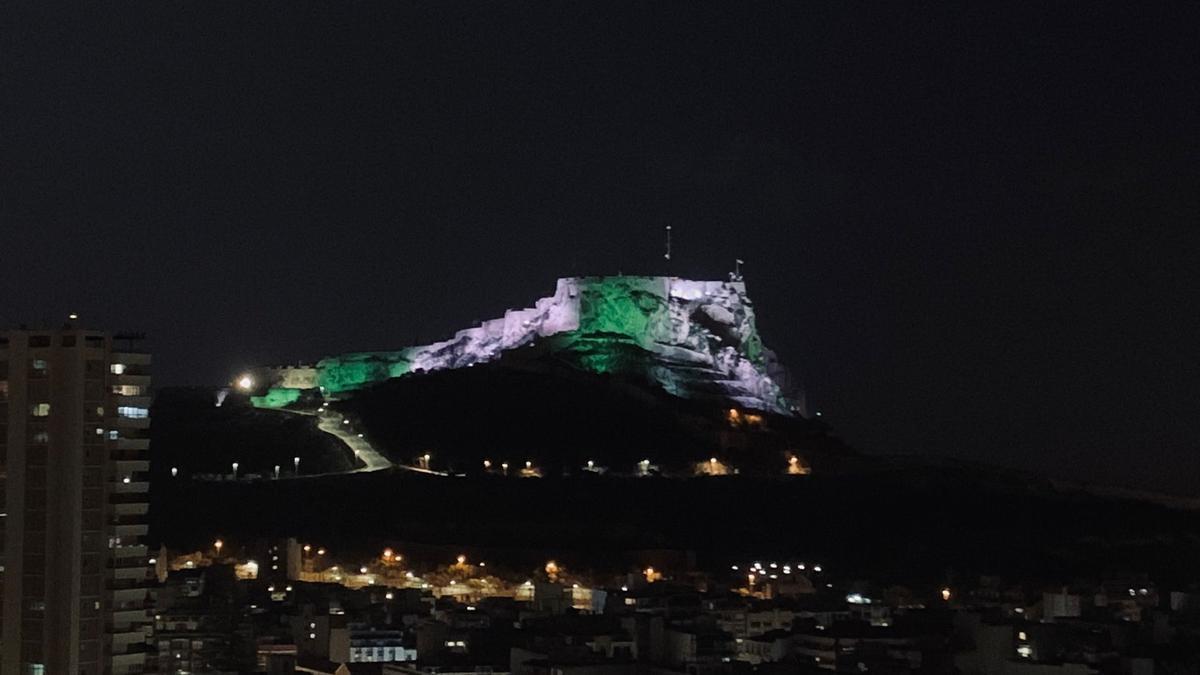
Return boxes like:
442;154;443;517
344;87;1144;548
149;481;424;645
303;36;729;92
733;561;954;605
735;560;823;583
162;455;801;477
475;457;803;472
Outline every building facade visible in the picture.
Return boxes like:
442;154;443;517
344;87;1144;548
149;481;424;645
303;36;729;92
1;327;155;674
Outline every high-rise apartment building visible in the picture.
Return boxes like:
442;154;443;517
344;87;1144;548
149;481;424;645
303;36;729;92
1;326;155;675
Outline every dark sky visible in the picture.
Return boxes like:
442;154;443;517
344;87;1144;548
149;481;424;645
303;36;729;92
4;3;1198;493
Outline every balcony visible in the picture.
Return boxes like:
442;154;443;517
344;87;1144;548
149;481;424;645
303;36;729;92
116;437;150;451
113;395;152;408
114;523;149;538
114;416;150;430
113;544;148;559
112;374;151;390
111;566;150;582
113;502;149;516
114;460;150;475
109;577;153;592
112;586;151;603
110;649;148;675
111;629;148;654
112;352;151;367
111;480;149;494
112;606;151;624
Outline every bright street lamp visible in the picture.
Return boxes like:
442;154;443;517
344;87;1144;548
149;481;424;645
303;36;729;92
294;456;300;475
236;374;254;391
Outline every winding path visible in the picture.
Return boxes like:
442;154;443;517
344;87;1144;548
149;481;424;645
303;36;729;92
314;410;394;473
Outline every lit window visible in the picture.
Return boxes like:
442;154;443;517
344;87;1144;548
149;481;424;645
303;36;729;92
31;359;47;372
108;430;119;440
110;363;125;375
1018;631;1027;641
117;406;149;419
112;385;143;396
31;403;50;417
31;431;48;444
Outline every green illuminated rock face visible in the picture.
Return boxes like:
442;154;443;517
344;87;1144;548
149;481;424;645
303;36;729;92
577;276;670;345
255;276;801;415
250;387;303;409
317;352;411;395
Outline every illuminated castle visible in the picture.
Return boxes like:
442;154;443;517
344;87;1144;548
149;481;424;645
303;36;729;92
252;276;802;416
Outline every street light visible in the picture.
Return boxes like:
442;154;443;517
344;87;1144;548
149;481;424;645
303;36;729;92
170;467;178;478
273;465;280;479
231;462;239;479
214;539;224;555
236;374;253;391
294;456;300;475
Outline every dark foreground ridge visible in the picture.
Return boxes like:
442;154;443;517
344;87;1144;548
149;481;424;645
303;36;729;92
150;374;1200;587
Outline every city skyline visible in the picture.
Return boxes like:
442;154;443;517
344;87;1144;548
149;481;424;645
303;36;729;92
2;3;1200;674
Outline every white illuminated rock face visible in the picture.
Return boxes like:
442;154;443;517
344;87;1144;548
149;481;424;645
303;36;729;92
305;276;801;415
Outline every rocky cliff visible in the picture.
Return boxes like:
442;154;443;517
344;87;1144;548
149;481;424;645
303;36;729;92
261;276;801;415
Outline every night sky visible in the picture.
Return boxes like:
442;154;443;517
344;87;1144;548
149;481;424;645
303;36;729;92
4;4;1197;493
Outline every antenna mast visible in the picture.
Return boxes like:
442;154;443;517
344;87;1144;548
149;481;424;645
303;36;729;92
664;225;672;274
